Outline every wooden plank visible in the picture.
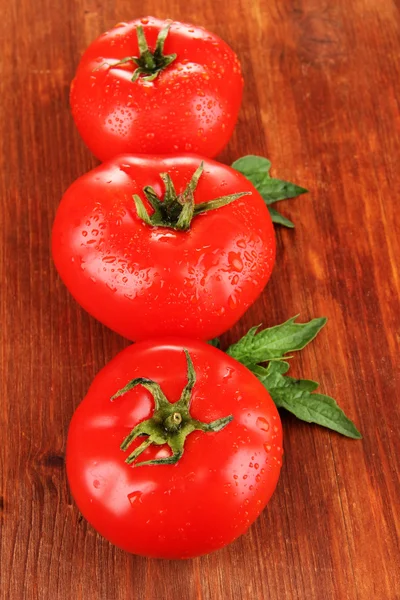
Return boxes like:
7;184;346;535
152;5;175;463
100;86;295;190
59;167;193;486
0;0;399;598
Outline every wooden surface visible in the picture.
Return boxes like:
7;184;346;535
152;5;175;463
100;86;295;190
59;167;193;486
1;0;399;598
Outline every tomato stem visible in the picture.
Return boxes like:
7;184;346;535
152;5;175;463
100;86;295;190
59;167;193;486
132;162;251;231
111;350;233;467
98;21;177;82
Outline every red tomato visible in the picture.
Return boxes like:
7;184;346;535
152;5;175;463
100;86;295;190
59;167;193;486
52;154;275;341
67;339;283;558
70;17;243;161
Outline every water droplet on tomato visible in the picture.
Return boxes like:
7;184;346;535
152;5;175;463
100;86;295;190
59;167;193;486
102;256;116;264
229;252;244;272
228;295;237;309
264;444;272;453
223;367;234;381
256;417;270;432
127;491;142;506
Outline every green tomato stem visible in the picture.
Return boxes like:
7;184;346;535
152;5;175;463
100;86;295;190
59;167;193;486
132;162;251;231
111;350;233;467
97;21;177;82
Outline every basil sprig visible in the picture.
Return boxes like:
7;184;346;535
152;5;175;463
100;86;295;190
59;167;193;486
232;155;307;228
211;316;361;439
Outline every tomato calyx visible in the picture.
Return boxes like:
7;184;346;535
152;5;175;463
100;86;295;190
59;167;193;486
102;21;177;82
111;350;233;467
133;162;251;231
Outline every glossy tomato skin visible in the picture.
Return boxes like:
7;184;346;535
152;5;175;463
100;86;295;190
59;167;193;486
71;17;243;161
52;154;275;341
67;339;283;559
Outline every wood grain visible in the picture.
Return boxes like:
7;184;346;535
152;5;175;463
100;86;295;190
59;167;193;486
1;0;399;598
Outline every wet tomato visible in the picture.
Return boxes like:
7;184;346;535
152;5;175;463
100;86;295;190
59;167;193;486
66;339;283;558
70;17;243;161
52;154;275;341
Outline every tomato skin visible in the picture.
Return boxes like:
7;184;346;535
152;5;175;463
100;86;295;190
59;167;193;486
70;17;243;161
66;339;283;559
52;154;275;341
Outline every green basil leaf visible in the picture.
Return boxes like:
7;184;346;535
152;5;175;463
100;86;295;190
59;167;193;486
229;318;362;439
253;361;319;392
226;316;327;366
261;179;308;205
231;155;308;227
251;362;361;439
268;207;295;228
208;338;220;348
231;155;272;192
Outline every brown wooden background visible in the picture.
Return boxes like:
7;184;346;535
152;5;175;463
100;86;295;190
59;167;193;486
1;0;399;598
